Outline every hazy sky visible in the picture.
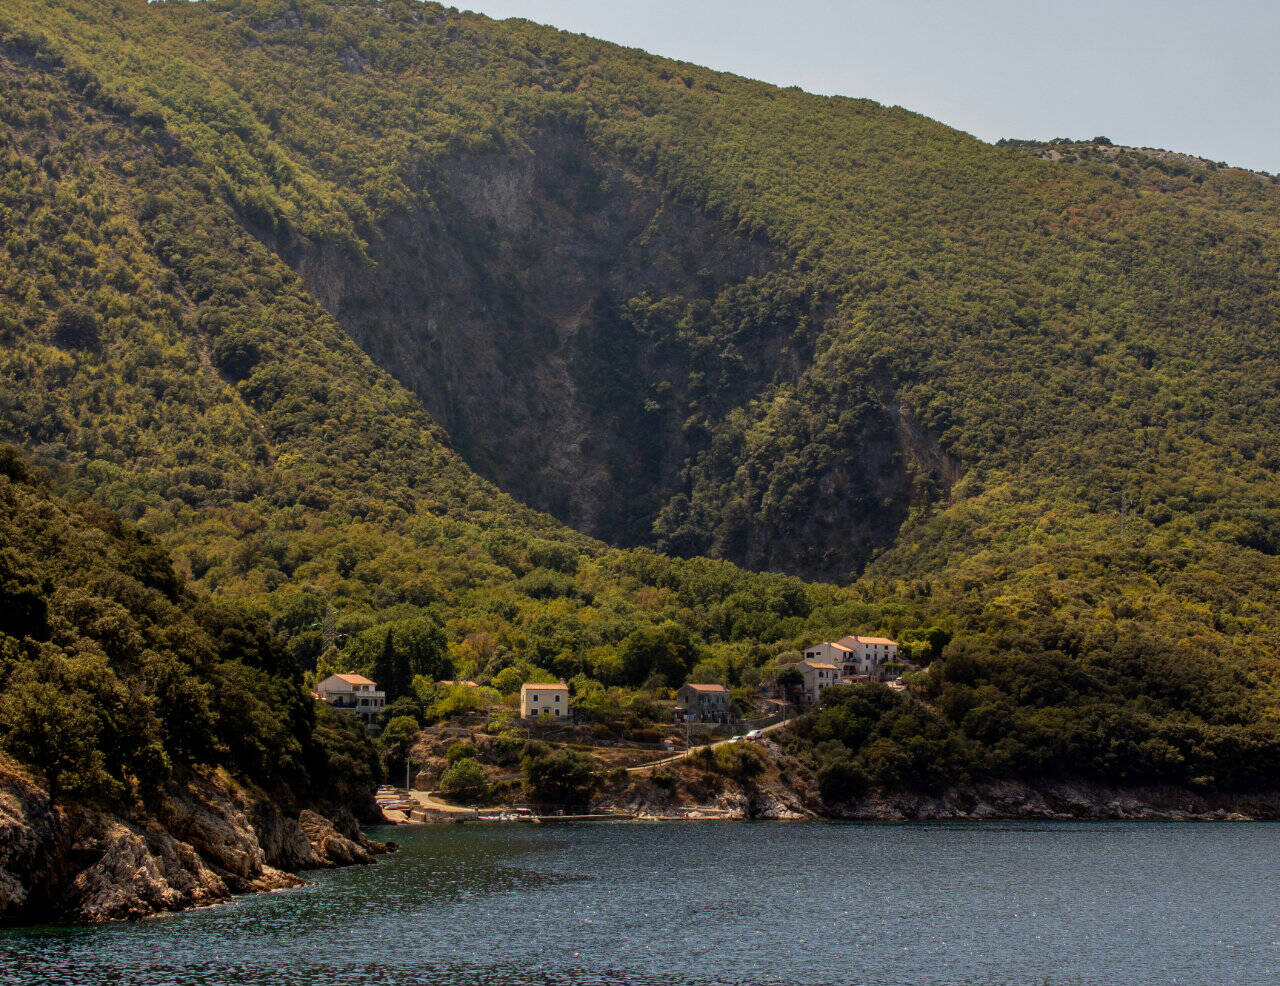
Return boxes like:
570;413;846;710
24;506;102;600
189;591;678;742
461;0;1279;174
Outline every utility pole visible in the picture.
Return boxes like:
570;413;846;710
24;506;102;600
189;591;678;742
308;586;340;651
323;600;335;651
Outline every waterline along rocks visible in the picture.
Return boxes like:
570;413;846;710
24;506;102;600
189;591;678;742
0;761;388;924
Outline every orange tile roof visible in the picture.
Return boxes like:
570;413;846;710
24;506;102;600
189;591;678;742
683;683;728;692
803;661;840;671
835;635;896;648
335;673;375;686
521;682;568;691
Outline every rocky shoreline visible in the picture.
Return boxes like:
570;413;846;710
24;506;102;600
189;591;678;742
0;764;390;925
610;780;1280;824
825;779;1280;822
20;747;1267;926
599;741;1280;824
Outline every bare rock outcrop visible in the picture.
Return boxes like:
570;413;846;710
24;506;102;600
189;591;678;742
0;762;68;922
59;813;250;923
298;809;381;867
249;799;318;871
0;767;390;926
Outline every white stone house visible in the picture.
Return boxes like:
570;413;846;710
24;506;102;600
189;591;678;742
803;635;899;679
315;673;386;729
520;682;571;721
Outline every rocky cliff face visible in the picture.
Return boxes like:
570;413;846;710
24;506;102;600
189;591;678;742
286;127;785;549
0;765;68;920
0;764;388;925
267;127;940;581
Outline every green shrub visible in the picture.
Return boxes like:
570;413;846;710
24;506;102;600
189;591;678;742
438;757;491;803
492;729;525;764
522;747;600;808
492;666;525;696
816;755;868;804
712;744;765;781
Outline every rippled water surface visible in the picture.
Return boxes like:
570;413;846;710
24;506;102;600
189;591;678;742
4;821;1279;985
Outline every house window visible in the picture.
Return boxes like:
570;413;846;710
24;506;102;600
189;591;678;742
555;695;561;703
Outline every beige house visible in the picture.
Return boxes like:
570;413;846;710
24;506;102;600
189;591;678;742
520;682;571;720
803;634;898;679
795;659;843;707
316;673;386;729
676;682;731;722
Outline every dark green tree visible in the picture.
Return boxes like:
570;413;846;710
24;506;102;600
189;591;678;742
521;748;600;808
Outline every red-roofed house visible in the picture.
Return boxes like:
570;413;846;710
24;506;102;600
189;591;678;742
316;672;386;729
794;659;844;706
804;635;898;679
676;682;731;722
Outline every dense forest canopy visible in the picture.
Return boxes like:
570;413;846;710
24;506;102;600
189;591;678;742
0;447;378;807
2;0;1280;798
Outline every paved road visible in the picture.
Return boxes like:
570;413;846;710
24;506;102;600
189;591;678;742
624;718;791;774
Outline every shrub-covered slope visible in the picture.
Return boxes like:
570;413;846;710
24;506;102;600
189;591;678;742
0;448;376;808
9;0;1280;584
0;447;393;922
2;0;1280;806
0;20;844;688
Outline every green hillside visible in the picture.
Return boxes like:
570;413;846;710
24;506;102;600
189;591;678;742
3;0;1280;800
0;447;378;809
0;5;853;700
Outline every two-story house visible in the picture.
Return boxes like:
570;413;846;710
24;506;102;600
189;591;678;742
315;673;386;730
520;682;571;721
802;635;898;680
676;682;731;723
794;659;844;707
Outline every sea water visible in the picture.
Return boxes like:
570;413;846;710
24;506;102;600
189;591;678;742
3;820;1277;985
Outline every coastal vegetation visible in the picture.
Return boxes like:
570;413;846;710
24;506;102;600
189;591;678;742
2;0;1280;835
0;447;380;808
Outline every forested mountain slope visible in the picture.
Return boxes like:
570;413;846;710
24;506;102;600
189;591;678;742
0;449;387;922
10;0;1280;582
0;7;847;696
2;0;1280;810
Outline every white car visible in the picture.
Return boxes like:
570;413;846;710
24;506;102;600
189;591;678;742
745;729;764;740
